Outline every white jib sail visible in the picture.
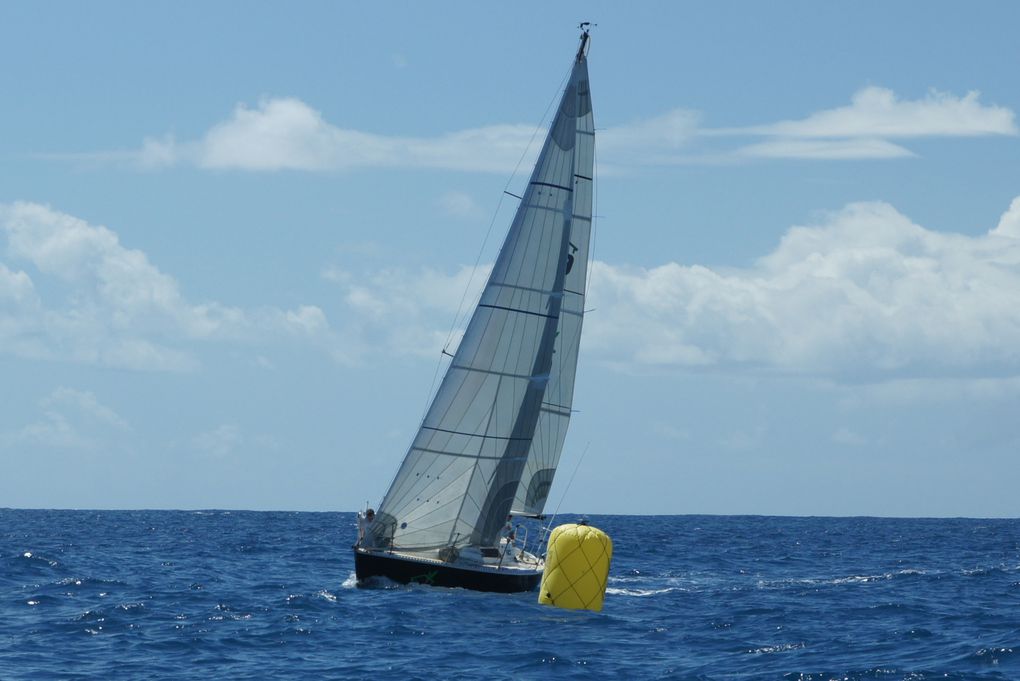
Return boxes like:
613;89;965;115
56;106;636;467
370;52;594;553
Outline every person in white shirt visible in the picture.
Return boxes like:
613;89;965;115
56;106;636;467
357;508;375;545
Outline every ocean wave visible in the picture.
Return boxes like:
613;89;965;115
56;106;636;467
4;510;1020;680
755;568;931;590
748;642;805;654
604;586;677;597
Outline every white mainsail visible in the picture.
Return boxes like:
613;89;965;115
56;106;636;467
369;45;594;553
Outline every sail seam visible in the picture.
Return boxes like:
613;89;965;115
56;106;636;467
449;364;532;380
421;425;531;441
541;406;572;416
478;303;558;320
517;203;571;217
412;446;529;461
529;181;574;193
490;281;580;298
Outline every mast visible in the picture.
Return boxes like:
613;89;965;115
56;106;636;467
367;29;595;552
511;24;595;517
576;22;592;61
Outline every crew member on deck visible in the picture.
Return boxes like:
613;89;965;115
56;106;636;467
357;508;375;545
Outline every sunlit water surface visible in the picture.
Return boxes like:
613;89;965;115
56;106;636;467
3;510;1019;679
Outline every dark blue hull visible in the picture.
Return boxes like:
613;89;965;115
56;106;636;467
353;548;541;593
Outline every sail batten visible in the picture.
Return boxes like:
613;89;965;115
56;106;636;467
420;425;533;442
369;53;594;552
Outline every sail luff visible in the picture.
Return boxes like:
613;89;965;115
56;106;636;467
369;51;592;553
468;167;576;546
511;56;594;516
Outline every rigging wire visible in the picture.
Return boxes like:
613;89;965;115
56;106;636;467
414;59;577;426
378;49;591;538
537;89;600;553
378;58;580;513
540;440;592;552
585;118;601;302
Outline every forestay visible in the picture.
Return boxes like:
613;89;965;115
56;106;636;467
369;51;594;552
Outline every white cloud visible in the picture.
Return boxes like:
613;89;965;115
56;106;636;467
0;202;336;370
189;423;279;458
279;305;329;336
3;386;129;450
14;411;88;450
320;265;350;284
43;387;129;431
326;262;490;358
737;87;1017;139
198;98;379;171
135;97;542;173
838;375;1020;407
717;86;1016;160
331;196;1020;381
992;196;1020;238
437;191;483;219
584;199;1020;377
598;108;700;166
734;137;914;160
49;85;1015;171
0;263;37;305
61;97;700;173
137;135;180;169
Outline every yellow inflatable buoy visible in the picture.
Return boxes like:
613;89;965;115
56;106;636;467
538;522;613;612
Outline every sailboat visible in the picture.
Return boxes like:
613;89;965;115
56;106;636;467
354;25;595;593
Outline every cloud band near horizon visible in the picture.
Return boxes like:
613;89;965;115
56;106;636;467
5;196;1020;379
42;86;1016;171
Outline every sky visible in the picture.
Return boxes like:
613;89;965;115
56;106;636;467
2;2;1019;517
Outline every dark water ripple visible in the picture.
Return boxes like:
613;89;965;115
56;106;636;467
2;510;1019;679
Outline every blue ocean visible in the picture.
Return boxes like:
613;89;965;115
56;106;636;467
2;510;1019;679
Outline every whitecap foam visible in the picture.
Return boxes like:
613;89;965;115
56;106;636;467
748;642;805;655
605;586;675;597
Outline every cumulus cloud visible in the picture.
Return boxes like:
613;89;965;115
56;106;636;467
339;263;491;358
586;199;1020;377
0;262;36;305
991;196;1020;238
330;196;1020;380
0;202;335;370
